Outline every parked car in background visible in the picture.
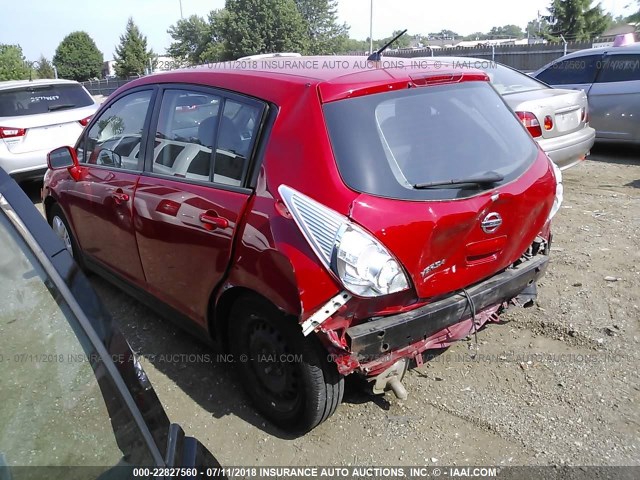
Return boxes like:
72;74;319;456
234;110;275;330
533;42;640;143
433;57;595;170
0;79;98;182
0;167;223;477
42;57;560;433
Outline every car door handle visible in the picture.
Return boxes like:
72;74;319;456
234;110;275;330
111;189;130;204
199;212;229;230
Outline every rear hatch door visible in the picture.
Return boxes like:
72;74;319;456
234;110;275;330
348;152;555;300
323;78;557;300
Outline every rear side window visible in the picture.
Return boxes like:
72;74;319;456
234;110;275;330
0;83;94;117
536;55;601;85
152;88;262;187
597;54;640;83
323;81;538;201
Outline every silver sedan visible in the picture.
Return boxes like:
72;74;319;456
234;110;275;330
430;57;595;170
533;42;640;144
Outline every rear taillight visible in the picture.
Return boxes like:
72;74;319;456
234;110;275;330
79;116;92;127
0;127;26;139
516;111;542;138
581;107;589;123
543;115;554;131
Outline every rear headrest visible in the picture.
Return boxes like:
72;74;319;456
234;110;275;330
197;116;219;148
197;115;243;154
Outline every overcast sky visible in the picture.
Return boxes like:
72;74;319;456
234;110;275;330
1;0;634;61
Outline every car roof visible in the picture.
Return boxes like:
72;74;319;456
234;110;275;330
425;56;496;63
558;42;640;60
0;78;82;90
122;55;488;104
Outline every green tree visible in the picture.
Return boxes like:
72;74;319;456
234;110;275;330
167;14;213;65
294;0;349;54
114;18;155;77
463;32;490;41
341;38;369;53
609;14;627;26
0;44;30;81
35;55;56;79
628;1;640;22
428;29;459;39
526;17;552;38
219;0;307;60
547;0;611;41
167;10;227;65
53;32;103;81
198;10;229;62
375;30;412;50
488;24;525;39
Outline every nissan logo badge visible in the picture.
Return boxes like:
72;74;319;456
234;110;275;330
481;212;502;234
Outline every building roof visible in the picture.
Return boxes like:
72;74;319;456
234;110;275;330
601;24;637;37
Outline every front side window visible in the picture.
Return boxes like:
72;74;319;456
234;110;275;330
536;55;601;85
597;54;640;83
78;90;152;171
0;208;155;472
152;89;261;187
324;81;538;200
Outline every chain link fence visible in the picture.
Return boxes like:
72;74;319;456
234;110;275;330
81;76;143;97
347;41;595;72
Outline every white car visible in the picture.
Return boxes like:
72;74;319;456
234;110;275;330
0;79;98;181
429;57;595;170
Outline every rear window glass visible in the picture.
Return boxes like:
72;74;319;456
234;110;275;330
323;81;538;200
482;63;548;94
0;83;94;117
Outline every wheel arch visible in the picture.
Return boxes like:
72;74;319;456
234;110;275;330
210;285;300;352
43;195;57;223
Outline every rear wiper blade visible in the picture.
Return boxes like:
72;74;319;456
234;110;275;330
48;104;76;112
414;171;504;189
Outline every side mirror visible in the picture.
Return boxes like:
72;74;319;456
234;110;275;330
47;146;78;170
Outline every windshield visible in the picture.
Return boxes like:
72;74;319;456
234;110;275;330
323;81;538;200
482;63;548;94
0;83;94;117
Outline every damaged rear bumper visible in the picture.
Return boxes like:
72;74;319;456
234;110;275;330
338;254;549;375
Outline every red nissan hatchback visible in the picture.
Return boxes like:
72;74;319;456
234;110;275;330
42;57;561;432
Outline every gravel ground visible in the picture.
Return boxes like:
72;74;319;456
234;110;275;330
27;144;640;467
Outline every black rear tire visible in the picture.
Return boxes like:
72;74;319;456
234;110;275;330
229;295;344;433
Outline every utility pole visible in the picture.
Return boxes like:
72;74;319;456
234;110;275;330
179;0;184;19
538;10;541;34
369;0;374;55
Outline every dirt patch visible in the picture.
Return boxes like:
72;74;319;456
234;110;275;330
79;144;640;466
